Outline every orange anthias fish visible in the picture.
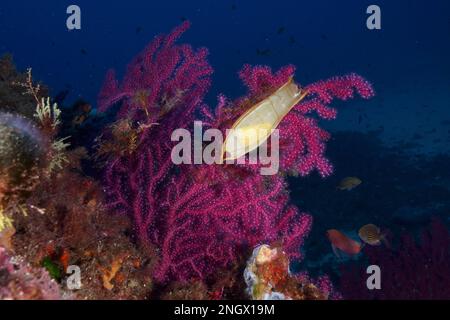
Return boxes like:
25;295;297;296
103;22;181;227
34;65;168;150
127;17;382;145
326;229;362;257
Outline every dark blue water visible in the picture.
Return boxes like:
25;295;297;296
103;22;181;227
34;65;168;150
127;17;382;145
1;0;449;107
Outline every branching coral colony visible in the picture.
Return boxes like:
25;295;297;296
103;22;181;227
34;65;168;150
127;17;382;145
0;22;374;300
98;21;374;298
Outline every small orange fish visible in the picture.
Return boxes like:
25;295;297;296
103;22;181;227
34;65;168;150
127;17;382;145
337;177;362;191
326;229;362;257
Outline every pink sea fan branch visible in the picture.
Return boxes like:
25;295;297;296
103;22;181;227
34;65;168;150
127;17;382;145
99;23;374;284
97;21;213;124
151;167;312;282
235;65;374;176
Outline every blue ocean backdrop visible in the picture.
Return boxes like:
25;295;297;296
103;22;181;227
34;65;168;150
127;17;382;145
1;0;449;299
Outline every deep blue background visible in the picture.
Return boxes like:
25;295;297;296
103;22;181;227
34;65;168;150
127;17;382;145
1;0;449;108
1;0;450;283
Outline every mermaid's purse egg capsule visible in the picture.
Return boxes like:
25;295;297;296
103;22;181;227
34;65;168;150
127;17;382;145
222;77;307;161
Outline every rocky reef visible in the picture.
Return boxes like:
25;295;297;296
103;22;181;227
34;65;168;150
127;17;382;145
0;22;374;299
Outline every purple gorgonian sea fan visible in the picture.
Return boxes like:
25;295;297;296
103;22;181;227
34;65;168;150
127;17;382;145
97;22;374;283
